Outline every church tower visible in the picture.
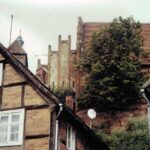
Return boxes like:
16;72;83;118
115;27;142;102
8;32;28;67
48;35;72;91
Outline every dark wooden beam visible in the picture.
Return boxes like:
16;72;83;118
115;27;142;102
21;85;25;107
25;104;49;110
25;134;49;139
3;81;28;88
0;63;5;109
141;64;150;68
0;104;49;111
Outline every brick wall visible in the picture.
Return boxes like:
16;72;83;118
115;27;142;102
24;85;46;106
25;108;50;136
77;103;147;133
2;86;22;108
3;64;25;85
0;55;52;150
25;138;49;150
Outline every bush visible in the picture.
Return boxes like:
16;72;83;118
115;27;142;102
96;117;150;150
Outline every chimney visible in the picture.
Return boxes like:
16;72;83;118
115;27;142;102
65;92;76;112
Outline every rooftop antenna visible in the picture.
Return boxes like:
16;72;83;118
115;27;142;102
9;14;13;46
19;29;21;36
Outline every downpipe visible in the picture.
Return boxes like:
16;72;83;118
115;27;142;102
55;103;63;150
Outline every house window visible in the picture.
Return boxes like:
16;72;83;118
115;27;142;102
0;63;3;86
67;124;76;150
0;109;25;146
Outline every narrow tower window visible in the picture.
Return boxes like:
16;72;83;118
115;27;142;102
72;81;75;88
52;81;55;88
62;81;65;88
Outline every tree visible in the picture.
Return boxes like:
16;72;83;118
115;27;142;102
77;17;145;110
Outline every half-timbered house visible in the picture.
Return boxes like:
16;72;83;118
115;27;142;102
0;37;109;150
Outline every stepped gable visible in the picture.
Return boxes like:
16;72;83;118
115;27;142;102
82;22;109;49
81;22;150;64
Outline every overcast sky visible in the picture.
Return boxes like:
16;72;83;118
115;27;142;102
0;0;150;73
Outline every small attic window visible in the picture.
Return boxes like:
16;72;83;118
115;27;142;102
0;63;3;86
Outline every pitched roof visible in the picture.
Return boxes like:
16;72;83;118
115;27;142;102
0;44;109;150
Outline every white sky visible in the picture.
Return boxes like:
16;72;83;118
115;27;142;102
0;0;150;73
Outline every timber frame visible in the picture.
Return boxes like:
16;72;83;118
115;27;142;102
0;43;109;150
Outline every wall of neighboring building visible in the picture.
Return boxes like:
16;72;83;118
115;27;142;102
70;51;76;91
48;48;58;89
36;17;150;100
0;53;52;150
47;35;76;91
57;36;71;90
75;18;150;98
77;103;147;133
36;66;48;84
59;119;102;150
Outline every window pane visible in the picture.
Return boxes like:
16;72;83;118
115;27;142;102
0;116;8;144
0;125;8;143
10;124;19;142
11;114;19;122
0;116;8;124
10;133;18;142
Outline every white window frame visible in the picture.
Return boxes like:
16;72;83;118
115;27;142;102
0;63;3;86
0;109;25;146
67;124;76;150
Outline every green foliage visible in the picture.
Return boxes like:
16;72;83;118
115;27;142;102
77;16;145;111
52;88;75;102
96;117;150;150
